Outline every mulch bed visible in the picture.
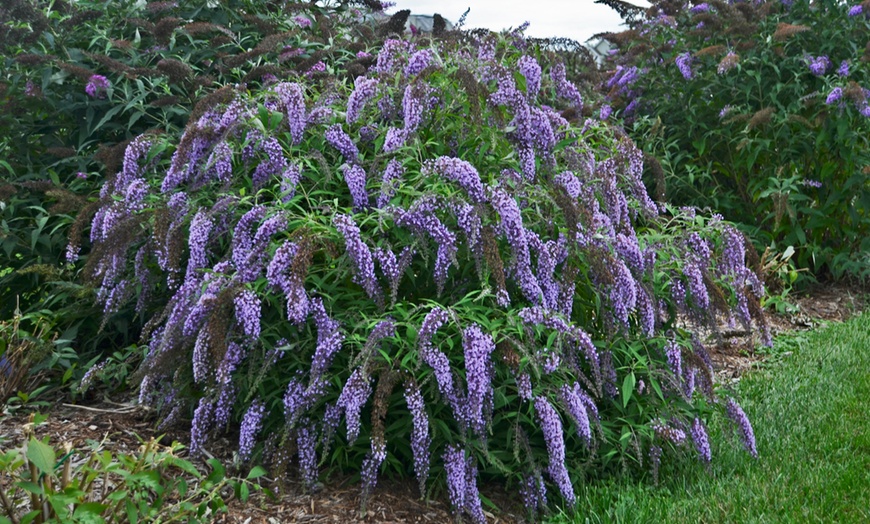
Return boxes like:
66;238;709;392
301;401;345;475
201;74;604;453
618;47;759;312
1;283;865;523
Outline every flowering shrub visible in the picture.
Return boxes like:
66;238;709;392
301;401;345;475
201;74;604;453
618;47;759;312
80;18;769;519
600;0;870;280
0;0;387;366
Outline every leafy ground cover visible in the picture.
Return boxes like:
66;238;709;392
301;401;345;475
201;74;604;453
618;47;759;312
547;309;870;524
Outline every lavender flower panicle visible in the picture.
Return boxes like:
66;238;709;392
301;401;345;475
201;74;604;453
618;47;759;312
404;381;431;496
334;214;382;303
85;74;110;98
234;288;261;339
518;55;542;99
377;159;404;208
691;418;712;462
239;399;266;461
726;399;758;458
296;423;318;486
675;52;693;80
534;396;575;504
337;368;373;443
325;124;359;163
424;157;487;203
346;77;379;124
463;324;496;435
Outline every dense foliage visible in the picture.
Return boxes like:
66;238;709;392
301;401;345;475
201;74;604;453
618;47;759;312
600;0;870;281
0;0;385;379
73;4;770;519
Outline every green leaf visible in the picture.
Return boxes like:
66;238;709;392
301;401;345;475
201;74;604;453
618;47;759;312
126;499;139;524
621;372;636;409
26;438;56;476
73;502;108;524
246;465;267;480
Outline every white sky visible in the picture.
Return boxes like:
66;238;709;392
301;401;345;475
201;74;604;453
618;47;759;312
387;0;649;43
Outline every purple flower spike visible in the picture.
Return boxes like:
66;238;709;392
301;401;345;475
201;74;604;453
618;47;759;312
239;399;266;461
337;368;373;443
807;55;831;76
675;52;693;80
341;164;369;212
726;399;758;458
325;124;359;163
334;214;382;303
463;324;496;435
234;288;261;339
347;77;379;124
518;55;542;99
424;157;487;203
404;381;431;496
85;74;110;98
691;418;712;462
273;82;307;144
534;396;575;504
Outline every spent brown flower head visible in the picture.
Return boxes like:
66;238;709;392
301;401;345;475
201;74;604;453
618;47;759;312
695;45;726;58
748;107;775;130
773;23;810;41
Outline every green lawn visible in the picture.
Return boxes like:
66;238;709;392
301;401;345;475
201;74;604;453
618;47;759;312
549;314;870;524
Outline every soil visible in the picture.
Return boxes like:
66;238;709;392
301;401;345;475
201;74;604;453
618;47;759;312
0;284;865;523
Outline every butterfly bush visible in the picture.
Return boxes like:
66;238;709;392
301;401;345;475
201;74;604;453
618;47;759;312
82;21;769;520
602;0;870;280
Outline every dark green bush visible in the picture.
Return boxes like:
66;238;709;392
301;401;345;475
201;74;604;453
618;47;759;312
0;0;386;379
600;0;870;281
82;19;769;520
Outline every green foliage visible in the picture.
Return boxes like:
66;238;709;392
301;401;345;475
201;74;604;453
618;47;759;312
0;415;267;524
603;0;870;281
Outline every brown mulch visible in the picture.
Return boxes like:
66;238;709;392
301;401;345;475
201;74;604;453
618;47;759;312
1;283;865;523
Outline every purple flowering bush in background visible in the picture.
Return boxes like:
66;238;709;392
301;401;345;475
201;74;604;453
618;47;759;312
599;0;870;284
82;16;768;520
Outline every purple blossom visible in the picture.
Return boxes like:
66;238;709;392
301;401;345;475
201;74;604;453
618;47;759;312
554;171;582;199
234;288;261;339
463;324;495;435
675;52;693;80
691;418;711;462
405;49;433;77
374;39;409;75
610;260;638;328
807;55;831;76
309;297;344;379
518;55;542;99
489;188;542;304
337;368;372;443
394;205;457;295
404;381;431;496
826;87;843;105
551;63;583;111
690;2;710;12
334;214;382;303
341;164;369;211
837;60;850;77
382;126;408;153
325;124;359;163
424;157;486;203
377;159;404;208
402;84;427;131
190;397;214;456
207;141;233;185
293;15;311;28
306;61;326;77
373;245;413;303
559;383;592;445
442;445;486;524
599;104;612;120
252;137;287;188
85;74;110;98
273;82;307;144
346;77;379;124
360;440;387;499
519;473;548;514
683;260;710;310
297;424;318;486
666;340;683;388
239;399;266;461
802;179;823;188
534;396;575;504
849;5;863;16
186;210;213;279
726;398;758;458
24;81;40;97
280;164;302;203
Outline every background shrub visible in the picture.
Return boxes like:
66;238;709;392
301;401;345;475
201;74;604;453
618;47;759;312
80;14;769;520
598;0;870;281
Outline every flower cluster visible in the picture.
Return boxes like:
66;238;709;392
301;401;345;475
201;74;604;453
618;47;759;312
85;74;110;98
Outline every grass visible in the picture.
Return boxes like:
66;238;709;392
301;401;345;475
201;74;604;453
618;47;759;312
548;314;870;524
